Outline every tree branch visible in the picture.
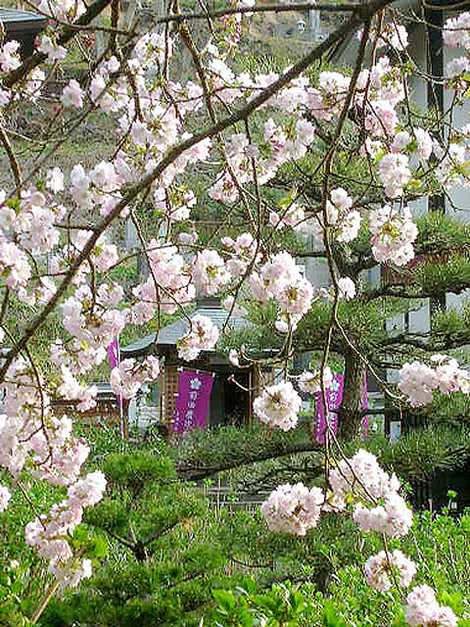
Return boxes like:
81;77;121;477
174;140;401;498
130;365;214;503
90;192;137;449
0;2;392;382
176;441;322;480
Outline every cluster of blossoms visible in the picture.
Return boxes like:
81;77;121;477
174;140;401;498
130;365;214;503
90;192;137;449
25;471;106;589
62;79;85;109
0;7;431;231
399;355;470;407
210;117;315;203
328;449;412;538
310;188;362;245
369;205;418;266
261;483;324;536
37;35;67;63
0;190;124;592
250;252;315;332
378;22;409;51
444;12;470;84
307;71;351;121
435;134;470;187
60;283;127;371
65;161;127;218
405;585;458;626
353;492;413;538
357;55;405;128
0;186;69;296
0;483;11;512
153;186;196;223
325;188;361;243
390;128;433;161
364;549;416;592
34;0;86;21
57;366;98;412
193;250;231;296
253;381;302;431
358;22;409;53
0;40;21;72
51;288;124;376
261;447;451;624
0;37;43;102
132;243;194;322
378;153;412;198
110;356;160;399
177;315;219;361
0;353;106;587
221;232;260;279
50;230;119;287
337;276;357;301
0;357;88;485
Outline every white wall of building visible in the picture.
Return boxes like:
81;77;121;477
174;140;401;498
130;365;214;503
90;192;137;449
300;13;469;423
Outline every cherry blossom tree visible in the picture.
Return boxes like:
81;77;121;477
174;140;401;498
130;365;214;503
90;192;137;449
0;0;469;622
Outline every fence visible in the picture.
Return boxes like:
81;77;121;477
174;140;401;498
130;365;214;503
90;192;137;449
202;478;266;516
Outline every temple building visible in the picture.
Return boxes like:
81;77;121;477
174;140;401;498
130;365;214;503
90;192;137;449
121;298;273;432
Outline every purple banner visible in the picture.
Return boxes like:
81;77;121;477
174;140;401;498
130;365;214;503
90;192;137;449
107;338;120;369
315;373;368;444
172;370;214;434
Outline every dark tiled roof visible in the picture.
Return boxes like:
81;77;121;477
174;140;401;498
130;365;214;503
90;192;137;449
0;8;47;30
121;332;158;357
121;305;250;357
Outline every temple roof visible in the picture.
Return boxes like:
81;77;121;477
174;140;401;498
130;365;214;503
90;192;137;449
0;8;47;31
121;299;250;358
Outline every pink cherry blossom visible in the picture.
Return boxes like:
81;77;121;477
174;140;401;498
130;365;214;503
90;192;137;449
353;492;413;538
369;205;417;266
365;549;416;591
378;153;411;197
399;356;469;406
253;381;302;431
269;203;305;231
38;36;67;62
192;249;231;296
365;100;399;138
110;356;160;399
261;483;324;536
405;585;458;626
0;41;21;72
0;484;11;512
61;80;85;109
337;277;356;300
67;471;107;508
177;315;219;361
329;449;401;506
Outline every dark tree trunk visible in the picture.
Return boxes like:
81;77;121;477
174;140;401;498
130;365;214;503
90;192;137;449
337;351;365;440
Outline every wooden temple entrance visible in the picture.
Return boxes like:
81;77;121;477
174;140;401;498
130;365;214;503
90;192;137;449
121;298;269;432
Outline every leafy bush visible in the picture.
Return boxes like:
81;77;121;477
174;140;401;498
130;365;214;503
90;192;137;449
42;445;234;626
208;511;470;626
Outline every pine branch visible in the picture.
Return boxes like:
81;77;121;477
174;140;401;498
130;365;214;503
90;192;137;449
177;441;322;480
